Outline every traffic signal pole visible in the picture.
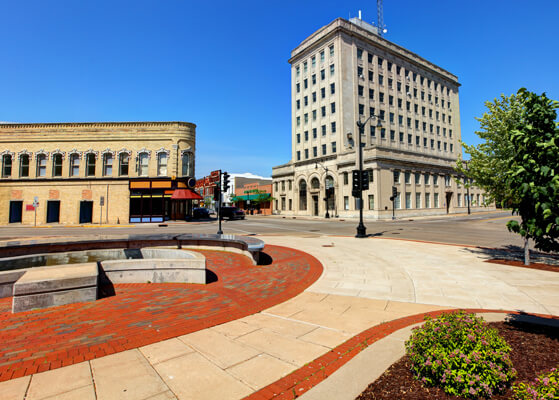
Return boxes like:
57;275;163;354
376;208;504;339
217;170;223;235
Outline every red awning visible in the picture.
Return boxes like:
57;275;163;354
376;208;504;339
171;189;203;200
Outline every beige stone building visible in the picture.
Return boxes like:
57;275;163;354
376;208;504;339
0;121;197;225
272;17;489;218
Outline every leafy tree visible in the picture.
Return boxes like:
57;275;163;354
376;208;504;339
456;93;523;205
505;89;559;260
457;89;559;264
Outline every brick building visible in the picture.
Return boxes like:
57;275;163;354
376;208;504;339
0;121;199;224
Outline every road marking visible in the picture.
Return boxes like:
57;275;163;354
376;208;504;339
477;215;514;222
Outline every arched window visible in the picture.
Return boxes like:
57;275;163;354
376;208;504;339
157;153;168;176
138;153;149;176
299;179;307;211
181;152;192;176
85;154;96;177
325;175;335;210
19;154;29;177
119;153;129;176
36;154;47;177
2;154;12;178
69;154;80;177
52;154;63;177
102;153;113;176
311;177;320;189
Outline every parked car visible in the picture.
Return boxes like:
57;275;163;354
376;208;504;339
220;206;245;220
192;207;210;219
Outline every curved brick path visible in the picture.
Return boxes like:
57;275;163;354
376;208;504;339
0;245;322;382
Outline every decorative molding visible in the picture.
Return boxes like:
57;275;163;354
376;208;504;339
68;149;83;159
84;149;99;159
155;147;170;157
101;148;116;157
35;149;49;160
17;150;32;160
180;150;193;157
0;121;196;129
51;149;66;160
137;148;152;159
117;148;132;157
0;150;15;159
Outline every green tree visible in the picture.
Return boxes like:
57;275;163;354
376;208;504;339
456;93;523;205
505;89;559;261
457;89;559;264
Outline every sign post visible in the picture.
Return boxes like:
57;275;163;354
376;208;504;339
33;196;39;227
100;196;105;225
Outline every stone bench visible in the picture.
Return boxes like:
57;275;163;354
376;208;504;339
12;263;98;313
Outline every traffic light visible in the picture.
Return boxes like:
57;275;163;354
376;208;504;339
361;170;369;190
392;186;398;198
222;172;230;192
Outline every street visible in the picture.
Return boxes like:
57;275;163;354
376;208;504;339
0;211;525;250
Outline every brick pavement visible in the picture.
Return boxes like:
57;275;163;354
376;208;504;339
0;245;322;382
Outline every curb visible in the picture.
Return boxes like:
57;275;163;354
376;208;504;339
242;308;559;400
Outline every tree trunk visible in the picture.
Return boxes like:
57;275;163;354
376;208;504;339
524;237;530;266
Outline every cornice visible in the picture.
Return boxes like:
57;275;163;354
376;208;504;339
0;121;197;130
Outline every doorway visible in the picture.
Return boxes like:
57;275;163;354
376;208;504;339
445;192;453;214
9;201;23;223
312;195;319;216
46;201;60;223
79;201;93;223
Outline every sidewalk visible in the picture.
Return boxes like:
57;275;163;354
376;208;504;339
2;235;558;400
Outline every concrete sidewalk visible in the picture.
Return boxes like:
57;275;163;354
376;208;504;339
2;236;558;400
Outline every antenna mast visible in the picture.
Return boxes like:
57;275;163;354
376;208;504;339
377;0;385;37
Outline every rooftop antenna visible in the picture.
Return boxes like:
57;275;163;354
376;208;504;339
377;0;387;37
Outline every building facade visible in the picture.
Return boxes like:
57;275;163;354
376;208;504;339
232;180;273;215
0;121;197;224
272;17;489;218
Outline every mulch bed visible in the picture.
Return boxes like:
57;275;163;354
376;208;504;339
356;320;559;399
486;258;559;273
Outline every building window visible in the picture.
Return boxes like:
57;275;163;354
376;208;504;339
368;194;374;210
296;133;300;143
405;192;411;209
394;193;401;209
281;181;285;191
405;172;411;184
331;102;336;113
52;153;63;177
157;153;168;176
296;151;300;161
391;130;396;141
281;197;286;211
433;175;439;185
322;125;326;135
344;196;349;210
322;144;326;155
69;154;80;177
359;104;364;115
102;153;113;176
425;193;431;208
19;154;29;177
304;149;309;159
330;64;334;76
304;131;309;141
320;69;325;80
138;153;149;176
119;153;130;176
343;172;348;185
36;154;47;177
289;180;292;190
445;175;451;187
393;170;400;183
415;193;421;208
331;122;336;133
357;48;363;59
330;83;335;94
457;193;462;207
299;180;307;210
329;45;334;57
2;154;12;178
378;75;384;85
415;172;421;185
424;173;430;185
331;141;337;153
85;154;96;177
289;198;292;210
313;147;317;157
434;193;439;208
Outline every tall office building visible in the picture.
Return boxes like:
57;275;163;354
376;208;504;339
272;16;488;218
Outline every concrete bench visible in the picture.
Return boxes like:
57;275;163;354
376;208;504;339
12;263;98;313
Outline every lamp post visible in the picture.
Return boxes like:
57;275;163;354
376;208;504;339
315;162;330;218
351;114;383;238
464;161;471;215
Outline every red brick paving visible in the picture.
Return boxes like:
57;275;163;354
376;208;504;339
0;245;322;382
243;309;559;400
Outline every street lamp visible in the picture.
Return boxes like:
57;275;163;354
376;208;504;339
464;161;471;215
349;114;383;238
315;161;330;218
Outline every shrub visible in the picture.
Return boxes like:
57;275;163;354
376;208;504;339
513;367;559;399
405;311;517;398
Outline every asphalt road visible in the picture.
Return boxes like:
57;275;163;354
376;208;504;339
0;211;525;250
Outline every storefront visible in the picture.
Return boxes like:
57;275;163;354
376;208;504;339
129;178;199;222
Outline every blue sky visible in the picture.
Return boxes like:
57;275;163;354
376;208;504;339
1;1;558;178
